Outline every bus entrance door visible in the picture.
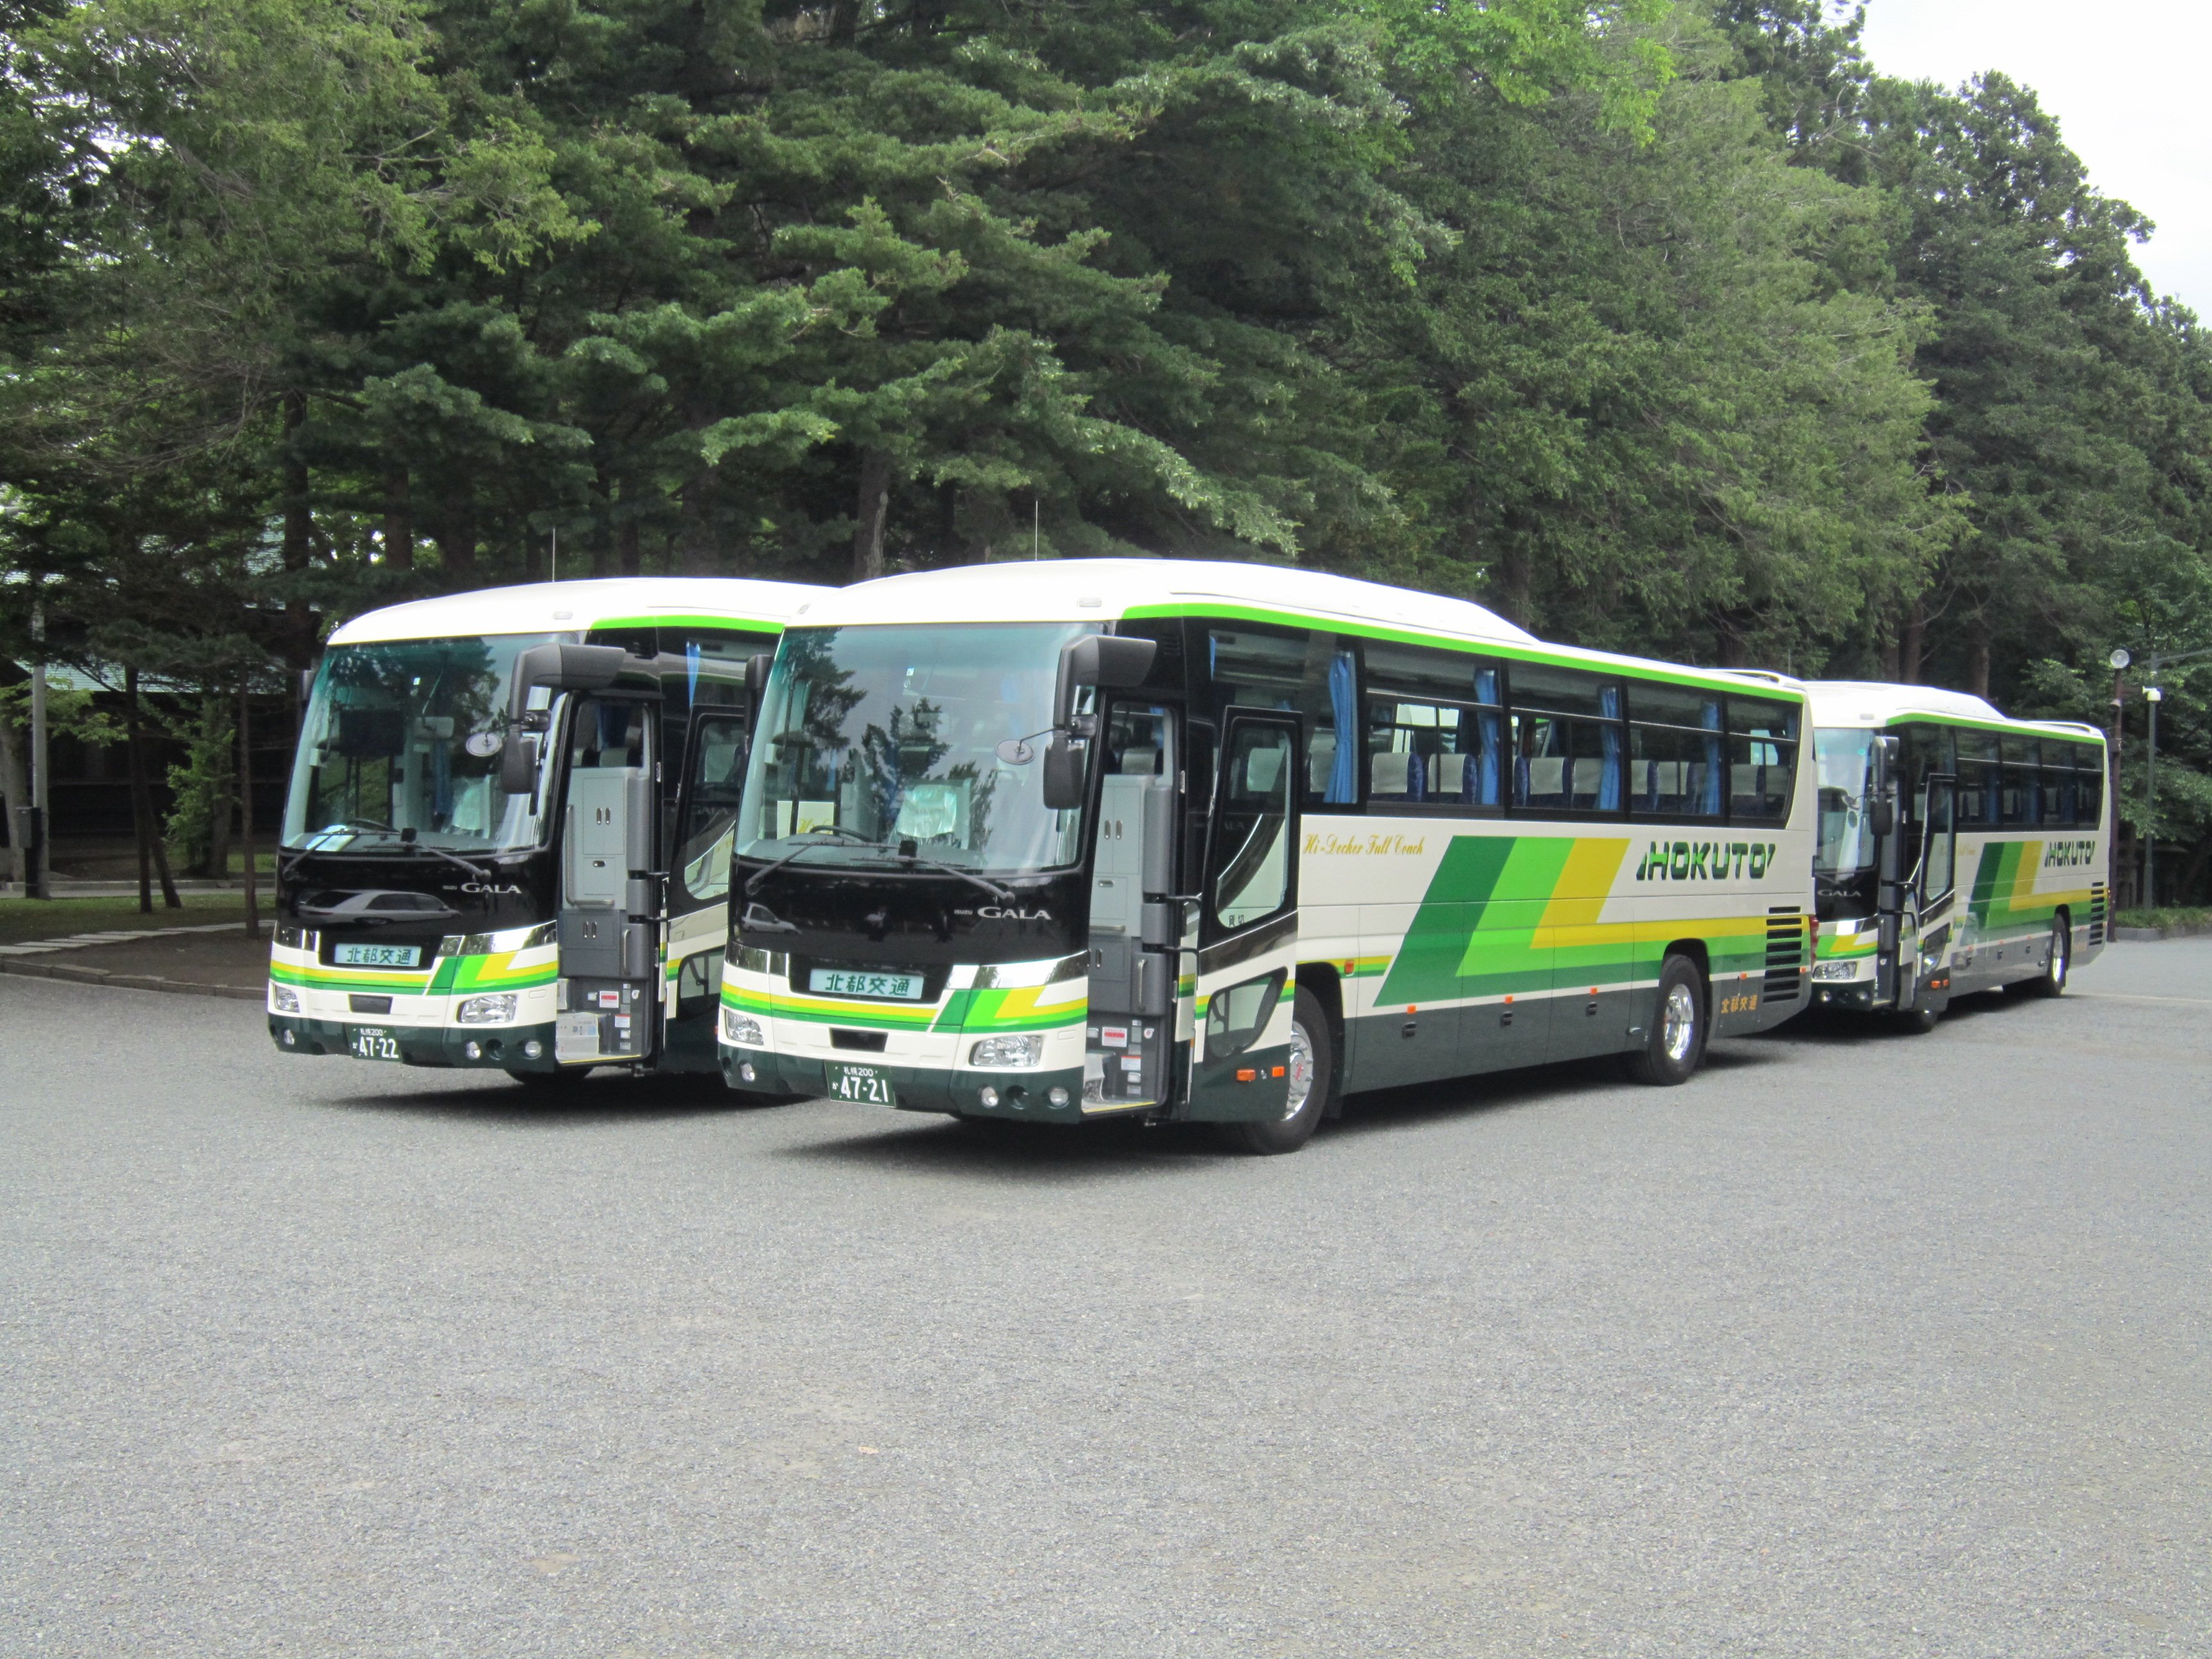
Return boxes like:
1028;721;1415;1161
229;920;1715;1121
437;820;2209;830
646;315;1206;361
1907;774;1958;1012
1184;713;1302;1123
556;699;661;1068
1084;706;1178;1113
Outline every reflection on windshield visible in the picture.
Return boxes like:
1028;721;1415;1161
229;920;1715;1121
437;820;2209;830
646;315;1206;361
738;623;1088;873
1814;728;1876;876
283;635;559;853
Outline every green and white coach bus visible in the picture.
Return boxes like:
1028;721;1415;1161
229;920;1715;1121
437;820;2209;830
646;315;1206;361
716;560;1818;1151
1807;682;2110;1027
268;577;828;1082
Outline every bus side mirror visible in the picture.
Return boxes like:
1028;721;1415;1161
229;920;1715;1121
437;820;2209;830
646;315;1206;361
1869;798;1895;837
1053;634;1157;736
502;643;627;794
746;653;772;695
1042;737;1089;812
501;733;540;797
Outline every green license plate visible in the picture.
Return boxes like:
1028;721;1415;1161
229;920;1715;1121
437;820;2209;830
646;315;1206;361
825;1062;896;1106
348;1025;403;1063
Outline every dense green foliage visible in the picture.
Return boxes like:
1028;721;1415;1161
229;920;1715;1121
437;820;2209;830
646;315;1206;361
3;0;2211;897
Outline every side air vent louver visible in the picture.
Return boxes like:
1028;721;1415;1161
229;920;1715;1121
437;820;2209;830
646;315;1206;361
1763;907;1806;1002
2089;883;2108;947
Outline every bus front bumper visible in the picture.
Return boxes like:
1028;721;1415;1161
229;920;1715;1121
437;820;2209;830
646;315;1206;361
266;1012;561;1071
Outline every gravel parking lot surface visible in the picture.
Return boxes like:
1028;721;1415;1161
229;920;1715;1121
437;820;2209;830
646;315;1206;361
3;947;2208;1656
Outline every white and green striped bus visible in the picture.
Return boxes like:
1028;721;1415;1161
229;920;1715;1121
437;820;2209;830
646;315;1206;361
717;560;1818;1151
268;577;828;1082
1807;682;2110;1027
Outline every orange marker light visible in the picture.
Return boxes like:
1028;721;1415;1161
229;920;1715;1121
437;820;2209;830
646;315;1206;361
1271;1065;1285;1078
1235;1068;1258;1083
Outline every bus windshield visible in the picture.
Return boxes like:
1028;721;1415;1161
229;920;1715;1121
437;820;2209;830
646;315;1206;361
737;622;1089;874
283;634;561;853
1814;727;1877;878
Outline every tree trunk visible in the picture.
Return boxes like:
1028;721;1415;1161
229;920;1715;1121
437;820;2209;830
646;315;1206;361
382;464;413;570
1879;635;1900;680
1966;632;1991;699
239;685;260;940
125;669;181;911
1489;542;1533;631
0;696;26;890
617;490;642;577
850;448;893;581
435;485;477;578
1898;602;1927;684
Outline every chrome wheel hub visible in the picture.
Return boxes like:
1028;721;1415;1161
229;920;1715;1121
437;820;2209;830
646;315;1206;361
1283;1019;1315;1121
2052;925;2068;988
1661;982;1698;1064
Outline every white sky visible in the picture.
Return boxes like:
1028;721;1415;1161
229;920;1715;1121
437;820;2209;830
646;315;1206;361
1857;0;2212;316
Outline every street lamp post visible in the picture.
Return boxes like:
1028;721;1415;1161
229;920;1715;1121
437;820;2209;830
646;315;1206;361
2146;685;2163;910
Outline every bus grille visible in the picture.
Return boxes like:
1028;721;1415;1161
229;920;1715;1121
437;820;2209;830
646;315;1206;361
1763;908;1806;1003
2089;883;2108;947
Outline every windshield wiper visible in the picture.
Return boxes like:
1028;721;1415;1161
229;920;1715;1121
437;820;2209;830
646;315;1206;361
743;830;875;896
742;829;1015;902
292;823;492;881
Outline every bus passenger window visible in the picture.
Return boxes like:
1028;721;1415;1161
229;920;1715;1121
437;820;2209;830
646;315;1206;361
1208;628;1355;808
1726;697;1798;824
1627;684;1723;821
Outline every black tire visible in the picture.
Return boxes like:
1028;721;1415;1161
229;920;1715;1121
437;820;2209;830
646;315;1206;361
2028;916;2070;997
1219;984;1334;1155
1893;1005;1940;1034
507;1066;592;1089
1624;954;1707;1086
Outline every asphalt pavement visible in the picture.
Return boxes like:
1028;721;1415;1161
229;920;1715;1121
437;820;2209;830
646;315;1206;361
3;945;2208;1657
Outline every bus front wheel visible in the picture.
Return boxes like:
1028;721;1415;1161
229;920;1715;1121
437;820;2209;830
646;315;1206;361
1626;955;1706;1086
1219;986;1334;1155
2028;917;2070;997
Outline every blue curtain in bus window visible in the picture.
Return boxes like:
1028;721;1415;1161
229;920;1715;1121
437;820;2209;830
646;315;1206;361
1699;699;1723;816
686;641;701;706
1476;710;1501;805
1327;652;1358;803
1598;687;1623;811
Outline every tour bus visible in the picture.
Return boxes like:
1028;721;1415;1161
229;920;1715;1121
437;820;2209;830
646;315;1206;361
716;560;1819;1151
1807;682;2110;1027
268;577;828;1082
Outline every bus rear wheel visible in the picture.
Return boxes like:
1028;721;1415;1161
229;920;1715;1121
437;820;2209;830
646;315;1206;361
2028;917;2070;997
1219;986;1333;1155
1625;955;1706;1086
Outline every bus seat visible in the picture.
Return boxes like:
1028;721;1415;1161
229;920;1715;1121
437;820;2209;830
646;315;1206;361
1433;753;1468;797
1527;757;1566;798
1118;746;1159;776
1370;750;1415;799
1308;735;1336;795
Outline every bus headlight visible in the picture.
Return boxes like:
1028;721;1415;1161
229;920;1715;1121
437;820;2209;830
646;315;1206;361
970;1033;1043;1068
1810;961;1859;982
721;1009;765;1046
270;984;301;1014
456;993;518;1025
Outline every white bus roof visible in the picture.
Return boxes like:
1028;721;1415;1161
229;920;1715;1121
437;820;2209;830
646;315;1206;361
1805;680;2105;742
328;577;831;646
805;559;1806;699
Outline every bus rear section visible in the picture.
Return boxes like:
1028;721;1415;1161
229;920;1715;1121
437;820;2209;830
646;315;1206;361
267;577;826;1082
1807;682;2110;1027
719;561;1820;1151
